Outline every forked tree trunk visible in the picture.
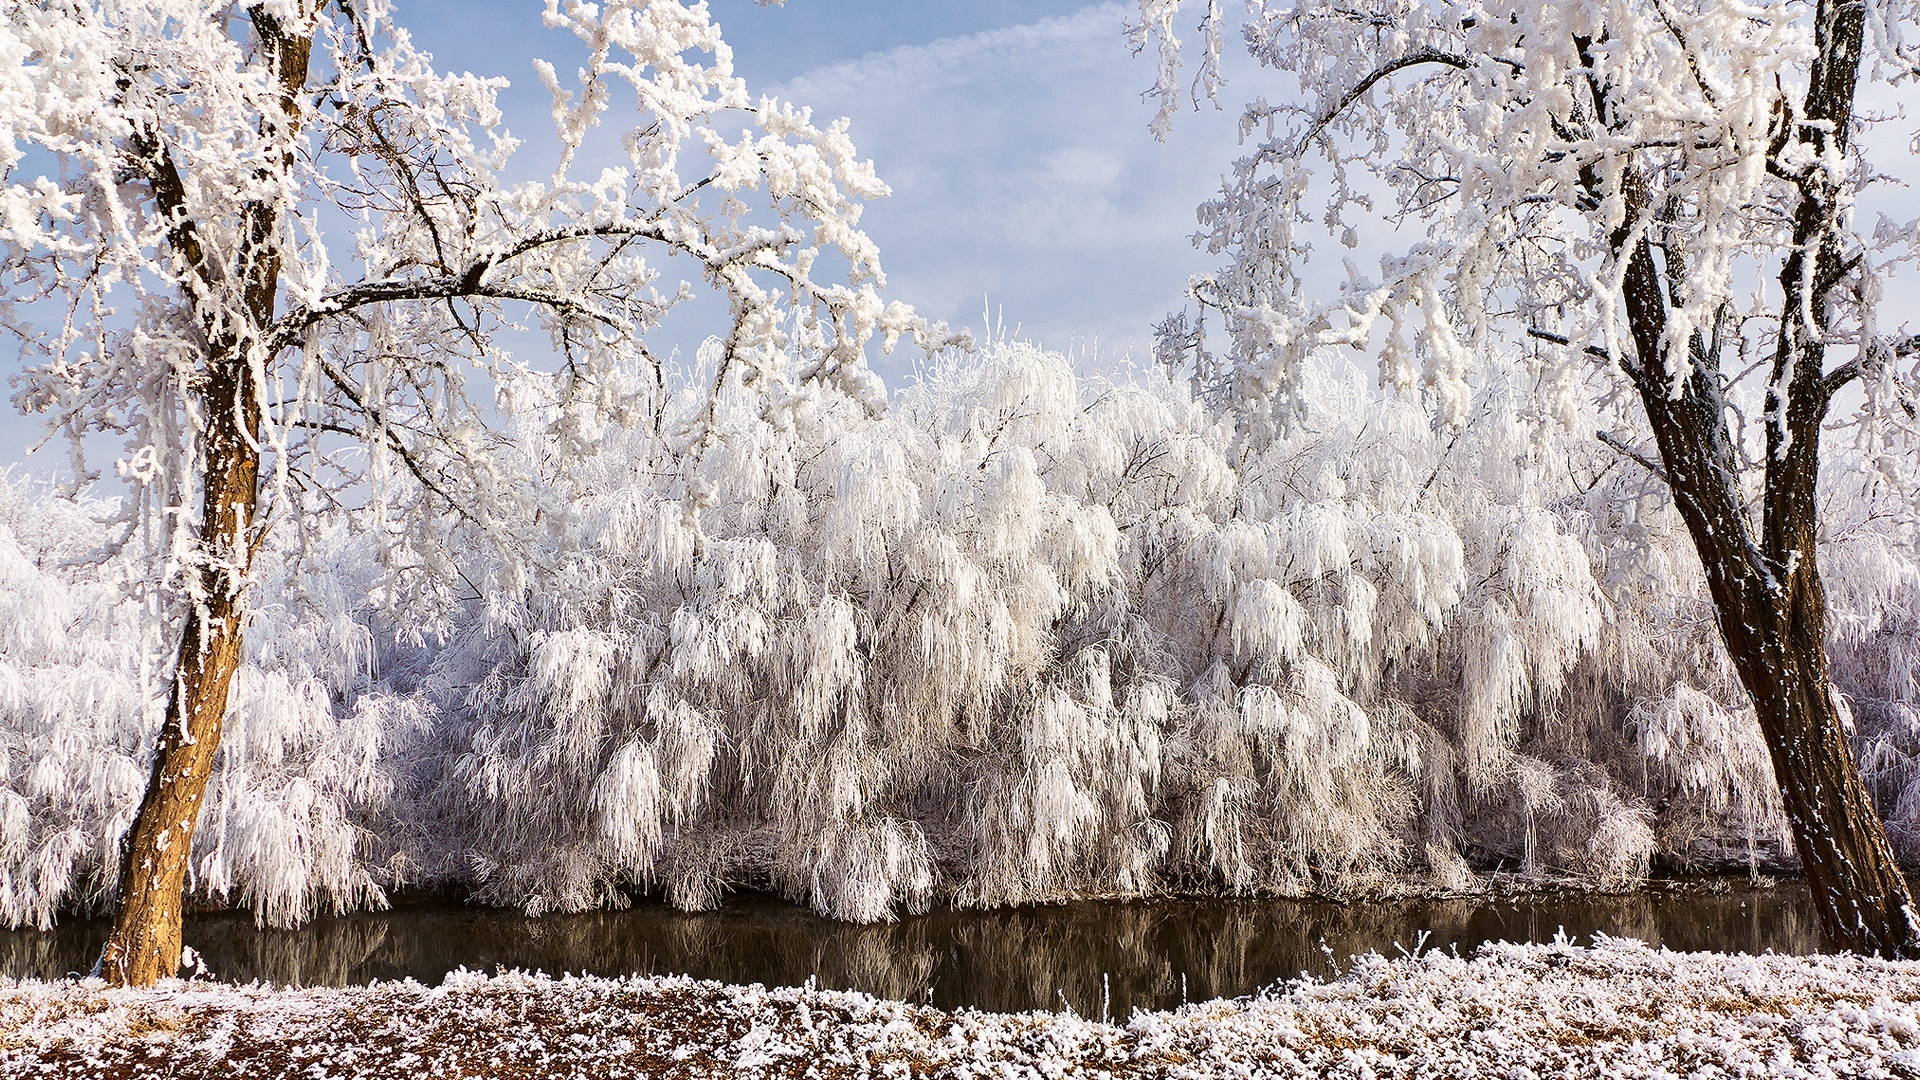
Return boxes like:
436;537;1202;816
1641;357;1918;958
1615;226;1920;959
1660;366;1920;954
1598;0;1919;956
98;5;310;986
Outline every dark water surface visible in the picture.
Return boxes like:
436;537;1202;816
1;880;1826;1014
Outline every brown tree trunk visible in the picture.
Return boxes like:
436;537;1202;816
1737;615;1919;956
1615;227;1920;958
97;369;261;985
1733;0;1918;959
98;5;311;986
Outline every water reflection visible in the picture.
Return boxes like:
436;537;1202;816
0;881;1826;1015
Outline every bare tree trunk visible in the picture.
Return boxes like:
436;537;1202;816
98;5;311;987
1736;0;1919;958
97;360;261;985
1615;234;1920;958
1741;614;1919;956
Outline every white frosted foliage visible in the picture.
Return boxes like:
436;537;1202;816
15;328;1920;924
0;481;408;929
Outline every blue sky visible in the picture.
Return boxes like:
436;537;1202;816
3;1;1259;472
10;4;1919;477
403;0;1256;370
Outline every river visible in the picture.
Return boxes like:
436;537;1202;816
1;878;1826;1014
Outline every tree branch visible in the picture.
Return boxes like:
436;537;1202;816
1296;47;1472;154
1598;430;1670;485
124;121;224;301
263;219;780;355
1822;332;1920;397
267;262;644;355
306;358;485;524
1526;325;1612;364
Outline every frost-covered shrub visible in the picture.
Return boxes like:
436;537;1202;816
1823;470;1920;863
0;482;152;928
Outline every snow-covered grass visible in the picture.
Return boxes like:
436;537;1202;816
0;938;1915;1078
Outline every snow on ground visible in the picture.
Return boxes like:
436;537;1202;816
0;937;1916;1078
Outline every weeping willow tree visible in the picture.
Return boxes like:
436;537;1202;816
7;335;1920;940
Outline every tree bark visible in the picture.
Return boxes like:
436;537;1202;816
97;360;261;985
1741;610;1919;957
1614;218;1920;957
98;5;312;986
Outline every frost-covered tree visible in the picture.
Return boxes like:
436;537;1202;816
410;340;1686;919
1136;0;1920;954
9;336;1920;933
0;0;937;985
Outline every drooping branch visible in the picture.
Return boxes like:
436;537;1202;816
1294;47;1472;154
295;376;477;527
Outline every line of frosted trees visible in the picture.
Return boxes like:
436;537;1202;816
5;336;1917;930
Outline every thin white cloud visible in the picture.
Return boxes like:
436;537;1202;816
775;4;1133;106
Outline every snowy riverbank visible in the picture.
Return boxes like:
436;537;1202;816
0;937;1915;1078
